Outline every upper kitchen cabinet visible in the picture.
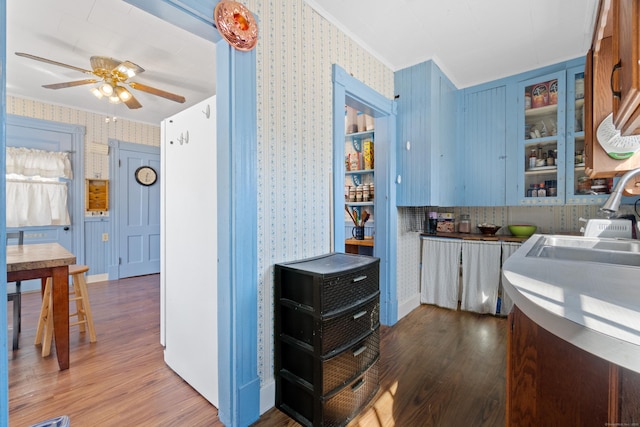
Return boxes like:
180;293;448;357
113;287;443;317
395;61;458;207
459;84;508;206
586;0;640;180
612;0;640;135
514;71;567;206
567;65;614;203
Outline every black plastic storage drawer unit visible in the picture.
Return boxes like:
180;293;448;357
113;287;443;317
275;252;380;427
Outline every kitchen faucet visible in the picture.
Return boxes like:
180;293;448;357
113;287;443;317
599;166;640;218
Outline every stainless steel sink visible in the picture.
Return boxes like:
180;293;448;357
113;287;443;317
526;235;640;267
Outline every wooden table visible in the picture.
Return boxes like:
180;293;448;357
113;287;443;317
7;243;76;370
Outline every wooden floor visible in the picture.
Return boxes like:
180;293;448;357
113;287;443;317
8;275;506;426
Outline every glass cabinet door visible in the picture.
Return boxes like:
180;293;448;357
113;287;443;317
566;65;613;204
517;71;566;205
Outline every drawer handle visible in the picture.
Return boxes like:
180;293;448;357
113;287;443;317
352;275;367;283
352;310;367;320
351;378;365;392
352;345;367;357
611;60;622;99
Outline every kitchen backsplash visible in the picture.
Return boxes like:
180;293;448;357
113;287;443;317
399;204;639;235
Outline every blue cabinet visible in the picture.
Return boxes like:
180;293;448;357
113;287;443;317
565;65;612;204
513;70;567;206
459;84;508;206
395;61;458;206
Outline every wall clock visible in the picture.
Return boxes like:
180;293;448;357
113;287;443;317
135;166;157;186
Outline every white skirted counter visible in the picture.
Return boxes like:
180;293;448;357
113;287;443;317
420;235;524;315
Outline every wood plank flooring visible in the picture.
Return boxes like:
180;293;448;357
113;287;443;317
8;275;506;426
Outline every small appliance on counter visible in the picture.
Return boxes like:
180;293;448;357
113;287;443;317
582;218;633;239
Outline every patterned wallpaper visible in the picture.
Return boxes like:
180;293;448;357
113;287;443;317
6;95;160;180
244;0;394;393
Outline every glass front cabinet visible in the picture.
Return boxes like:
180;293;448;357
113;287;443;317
516;66;612;206
566;65;612;203
517;71;566;205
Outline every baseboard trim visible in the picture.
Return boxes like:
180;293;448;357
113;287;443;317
260;377;275;415
398;293;421;320
87;273;108;284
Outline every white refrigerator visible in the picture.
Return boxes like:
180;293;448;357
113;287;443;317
160;96;218;407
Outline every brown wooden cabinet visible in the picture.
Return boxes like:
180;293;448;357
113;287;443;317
507;305;640;426
612;0;640;135
585;0;640;185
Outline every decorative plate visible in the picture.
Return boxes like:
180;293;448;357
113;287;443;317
214;1;258;52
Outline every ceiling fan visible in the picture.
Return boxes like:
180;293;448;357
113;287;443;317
15;52;186;109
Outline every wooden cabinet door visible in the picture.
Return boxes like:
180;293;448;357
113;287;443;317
507;306;609;426
613;0;640;135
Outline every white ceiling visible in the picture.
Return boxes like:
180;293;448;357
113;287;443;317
6;0;600;126
6;0;216;125
304;0;600;88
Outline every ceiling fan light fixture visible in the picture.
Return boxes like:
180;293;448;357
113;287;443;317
115;86;132;102
108;94;121;104
90;87;104;99
99;82;114;96
116;64;136;78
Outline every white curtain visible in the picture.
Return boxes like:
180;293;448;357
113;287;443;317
500;242;523;316
460;240;502;314
6;147;72;227
421;238;462;310
6;180;70;227
6;147;72;179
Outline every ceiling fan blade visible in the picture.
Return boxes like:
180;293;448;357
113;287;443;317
90;56;121;73
42;79;98;89
129;82;186;103
16;52;93;75
123;93;142;110
120;60;145;76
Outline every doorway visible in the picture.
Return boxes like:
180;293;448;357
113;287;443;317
332;64;399;326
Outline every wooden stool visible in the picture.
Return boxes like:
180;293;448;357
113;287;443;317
35;264;97;357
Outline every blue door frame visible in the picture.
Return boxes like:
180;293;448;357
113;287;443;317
332;64;398;326
122;1;260;426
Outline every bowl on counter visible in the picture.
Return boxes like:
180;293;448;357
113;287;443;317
477;224;501;236
508;224;537;238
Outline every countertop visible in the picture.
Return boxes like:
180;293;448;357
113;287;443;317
420;231;529;243
6;242;76;272
345;238;374;247
502;234;640;374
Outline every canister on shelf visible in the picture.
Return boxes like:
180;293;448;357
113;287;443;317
362;184;370;202
356;185;363;202
346;106;358;134
363;140;374;170
548;79;558;105
369;183;374;200
458;214;471;233
575;72;584;100
426;212;438;234
357;112;366;132
531;82;549;108
349;186;356;202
